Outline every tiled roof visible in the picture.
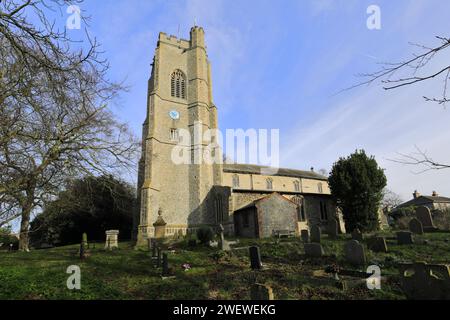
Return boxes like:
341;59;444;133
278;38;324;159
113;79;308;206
223;163;327;181
395;195;450;209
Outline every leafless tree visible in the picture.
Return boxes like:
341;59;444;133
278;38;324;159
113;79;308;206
347;36;450;171
349;36;450;105
0;0;139;250
381;188;403;212
389;146;450;173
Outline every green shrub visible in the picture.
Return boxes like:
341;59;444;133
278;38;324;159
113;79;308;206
196;226;214;245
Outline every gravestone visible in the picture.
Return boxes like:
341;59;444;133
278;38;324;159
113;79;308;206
79;242;86;260
367;236;388;253
310;225;321;243
105;230;119;250
351;228;363;242
152;244;157;258
409;218;424;235
147;237;157;251
399;262;450;300
328;218;338;239
249;246;262;270
416;206;434;228
397;231;414;245
344;240;366;266
250;283;274;300
304;243;325;258
156;247;162;268
301;230;309;243
162;253;171;277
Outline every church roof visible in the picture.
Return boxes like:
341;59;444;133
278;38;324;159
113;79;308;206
395;195;450;209
234;193;298;211
223;163;327;181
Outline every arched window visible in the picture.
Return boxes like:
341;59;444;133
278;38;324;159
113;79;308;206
171;70;186;99
293;180;300;192
266;178;273;190
292;196;306;221
318;182;323;194
232;174;240;188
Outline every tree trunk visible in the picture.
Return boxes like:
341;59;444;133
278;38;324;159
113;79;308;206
19;203;33;252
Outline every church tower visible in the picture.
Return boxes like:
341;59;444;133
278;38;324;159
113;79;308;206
135;27;223;245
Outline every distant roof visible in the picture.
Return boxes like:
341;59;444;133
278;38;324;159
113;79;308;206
223;163;327;181
396;195;450;209
235;193;297;211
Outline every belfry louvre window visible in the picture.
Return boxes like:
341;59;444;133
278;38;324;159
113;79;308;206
171;70;186;99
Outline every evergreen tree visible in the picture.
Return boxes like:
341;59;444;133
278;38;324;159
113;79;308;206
329;150;387;232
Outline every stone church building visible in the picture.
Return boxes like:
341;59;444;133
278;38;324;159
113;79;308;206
134;27;344;245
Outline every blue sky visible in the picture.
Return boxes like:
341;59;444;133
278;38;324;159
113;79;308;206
66;0;450;202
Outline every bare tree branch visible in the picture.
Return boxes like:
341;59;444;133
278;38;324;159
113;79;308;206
343;36;450;105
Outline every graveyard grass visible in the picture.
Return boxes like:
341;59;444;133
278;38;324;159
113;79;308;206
0;232;449;300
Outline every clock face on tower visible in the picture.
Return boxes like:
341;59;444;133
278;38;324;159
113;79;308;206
169;110;180;120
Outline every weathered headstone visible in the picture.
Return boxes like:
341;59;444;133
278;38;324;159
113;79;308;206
80;233;88;259
105;230;119;250
162;253;171;277
249;246;262;270
301;230;309;243
416;206;434;228
250;283;274;300
156;247;162;268
397;231;414;245
82;233;88;248
304;243;325;258
152;244;157;258
399;262;450;300
310;225;321;243
351;228;363;242
367;236;388;253
328;218;338;239
79;242;86;260
409;218;424;235
344;240;366;266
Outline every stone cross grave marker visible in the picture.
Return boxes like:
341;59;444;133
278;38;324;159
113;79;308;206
344;240;366;266
249;246;262;270
409;218;424;235
310;225;321;243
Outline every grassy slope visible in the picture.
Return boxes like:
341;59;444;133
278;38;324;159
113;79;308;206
0;231;449;300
